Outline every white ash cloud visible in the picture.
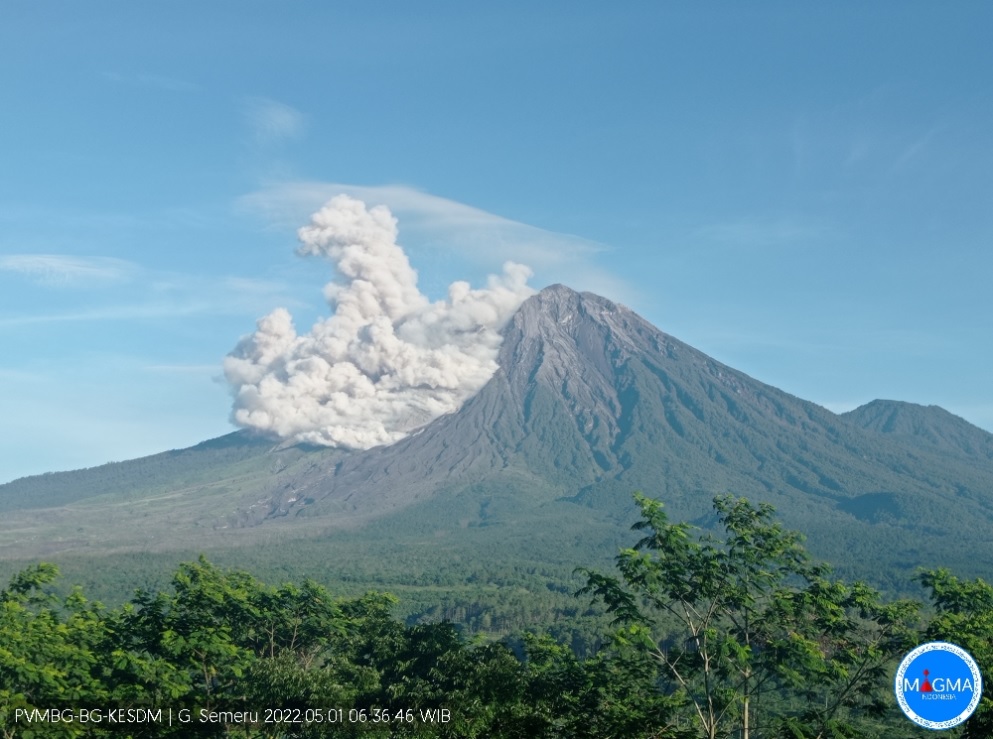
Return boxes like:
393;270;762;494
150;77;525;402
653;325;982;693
238;182;636;302
224;194;534;449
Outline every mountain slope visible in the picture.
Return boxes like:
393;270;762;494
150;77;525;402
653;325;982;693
298;286;993;529
1;285;991;587
842;399;993;462
0;432;274;514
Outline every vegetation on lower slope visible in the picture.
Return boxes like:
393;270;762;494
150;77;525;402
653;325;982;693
3;289;993;592
2;494;990;738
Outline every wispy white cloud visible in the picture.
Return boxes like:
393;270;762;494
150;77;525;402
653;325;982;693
217;276;292;298
238;181;636;303
0;265;302;328
243;97;306;145
0;255;137;286
0;302;209;328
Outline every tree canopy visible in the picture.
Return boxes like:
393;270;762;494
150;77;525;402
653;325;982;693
1;493;989;738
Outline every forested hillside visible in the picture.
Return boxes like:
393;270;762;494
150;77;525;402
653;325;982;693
3;495;990;738
3;287;992;593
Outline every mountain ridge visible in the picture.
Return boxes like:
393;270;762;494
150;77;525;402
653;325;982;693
1;284;991;585
842;399;993;461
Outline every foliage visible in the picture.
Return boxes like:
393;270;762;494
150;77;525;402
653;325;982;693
2;493;990;738
0;556;680;738
0;563;113;738
579;493;921;739
918;569;993;739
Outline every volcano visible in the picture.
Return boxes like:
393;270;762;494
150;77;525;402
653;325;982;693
2;285;992;584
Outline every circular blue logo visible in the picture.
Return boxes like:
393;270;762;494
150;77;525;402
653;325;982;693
895;642;982;729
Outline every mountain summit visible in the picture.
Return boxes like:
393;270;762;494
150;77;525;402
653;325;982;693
188;283;993;565
2;285;992;581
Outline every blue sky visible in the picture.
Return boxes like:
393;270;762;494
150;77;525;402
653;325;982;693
1;2;991;483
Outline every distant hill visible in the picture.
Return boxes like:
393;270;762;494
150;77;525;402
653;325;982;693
842;399;993;462
0;432;275;515
2;284;991;593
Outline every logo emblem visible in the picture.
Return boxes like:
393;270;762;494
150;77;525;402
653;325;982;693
895;642;983;729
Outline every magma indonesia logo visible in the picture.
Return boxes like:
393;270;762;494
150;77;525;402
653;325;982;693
895;642;983;729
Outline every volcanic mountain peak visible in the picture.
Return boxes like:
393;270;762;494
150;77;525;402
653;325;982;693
513;283;631;329
501;284;668;393
2;283;992;583
511;284;648;347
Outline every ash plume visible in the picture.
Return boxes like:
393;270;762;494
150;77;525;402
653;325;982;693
224;194;534;449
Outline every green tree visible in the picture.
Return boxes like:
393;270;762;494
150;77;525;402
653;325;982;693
918;569;993;739
0;564;187;738
579;493;918;739
507;632;691;739
121;557;392;736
